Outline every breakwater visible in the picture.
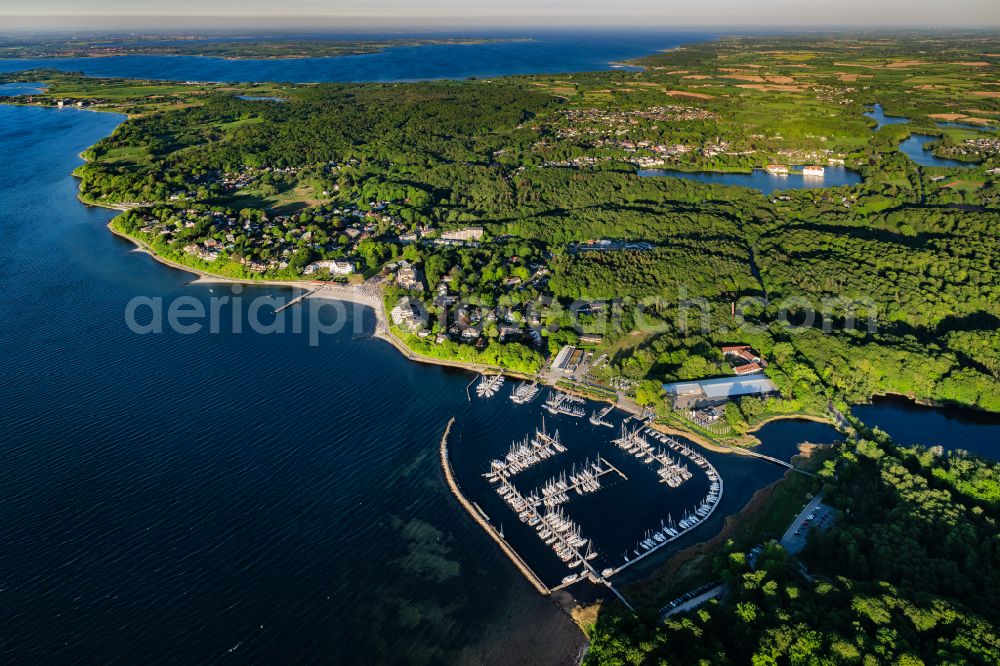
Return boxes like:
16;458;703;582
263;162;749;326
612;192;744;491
439;417;550;595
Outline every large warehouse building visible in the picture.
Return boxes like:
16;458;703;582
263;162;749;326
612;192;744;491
663;376;778;409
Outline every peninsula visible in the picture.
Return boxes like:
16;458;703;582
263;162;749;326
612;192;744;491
2;31;999;666
4;34;997;430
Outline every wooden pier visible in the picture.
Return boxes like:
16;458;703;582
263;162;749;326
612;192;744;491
598;456;628;482
439;417;551;596
273;287;319;314
540;454;627;499
728;446;816;476
464;375;478;402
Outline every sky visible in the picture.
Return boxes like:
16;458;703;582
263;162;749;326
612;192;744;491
1;0;999;30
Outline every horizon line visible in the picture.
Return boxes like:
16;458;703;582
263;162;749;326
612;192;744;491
2;22;999;32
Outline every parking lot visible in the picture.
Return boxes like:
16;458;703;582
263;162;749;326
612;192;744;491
659;582;725;620
780;494;834;554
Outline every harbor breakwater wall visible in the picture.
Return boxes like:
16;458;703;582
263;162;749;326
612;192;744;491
439;417;550;596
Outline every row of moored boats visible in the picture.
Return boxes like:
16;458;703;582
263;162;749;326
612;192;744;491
538;458;605;508
484;421;566;482
611;425;693;488
543;391;587;418
476;374;505;398
509;381;541;404
622;491;720;565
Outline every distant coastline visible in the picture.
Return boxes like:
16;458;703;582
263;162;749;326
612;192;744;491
0;37;531;61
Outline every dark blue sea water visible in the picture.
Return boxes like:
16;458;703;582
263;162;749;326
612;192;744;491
0;31;710;83
0;103;594;664
2;42;995;662
0;101;851;662
638;165;862;194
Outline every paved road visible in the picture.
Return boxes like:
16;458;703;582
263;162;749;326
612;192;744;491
780;493;833;554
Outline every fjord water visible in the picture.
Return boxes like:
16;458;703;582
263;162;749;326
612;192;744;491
0;31;709;83
0;102;848;662
3;40;993;662
0;104;589;663
854;396;1000;460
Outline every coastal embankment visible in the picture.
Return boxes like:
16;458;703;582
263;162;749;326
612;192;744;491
438;417;551;596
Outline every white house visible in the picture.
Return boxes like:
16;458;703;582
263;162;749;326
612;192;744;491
303;259;355;276
390;297;423;331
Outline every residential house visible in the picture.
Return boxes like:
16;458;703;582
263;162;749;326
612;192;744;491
396;260;424;291
390;297;423;331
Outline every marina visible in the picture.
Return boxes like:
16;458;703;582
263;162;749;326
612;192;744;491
509;380;542;404
589;403;616;427
455;392;729;592
475;373;505;399
543;390;587;417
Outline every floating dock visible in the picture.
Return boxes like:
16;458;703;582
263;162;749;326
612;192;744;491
589;403;615;427
543;391;586;418
475;374;505;399
510;381;541;405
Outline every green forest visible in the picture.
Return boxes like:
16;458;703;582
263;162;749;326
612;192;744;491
586;433;1000;664
3;32;999;664
3;34;998;413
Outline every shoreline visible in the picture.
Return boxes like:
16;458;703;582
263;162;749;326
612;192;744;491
648;421;727;452
747;412;834;433
864;390;1000;417
105;218;540;379
107;218;851;456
